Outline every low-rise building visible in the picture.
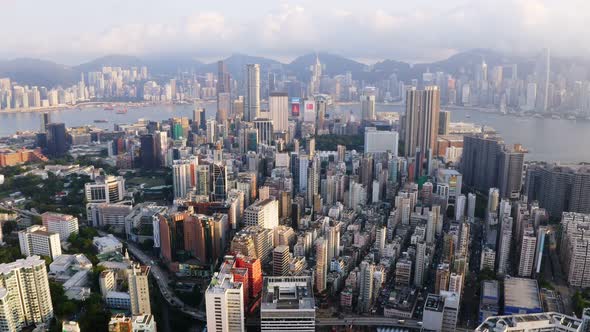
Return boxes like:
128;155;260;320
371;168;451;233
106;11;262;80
476;312;583;332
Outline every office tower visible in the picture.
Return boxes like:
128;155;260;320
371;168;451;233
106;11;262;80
560;212;590;287
172;158;198;199
211;162;228;201
477;312;583;332
364;127;399;155
361;94;376;122
518;227;537;277
269;92;289;132
40;112;50;132
85;175;126;204
235;255;263;301
260;276;315;331
496;217;513;275
314;238;327;292
403;86;440;159
139;134;158;170
272;245;290;276
253;118;273;146
526;165;590;217
535;48;551;112
467;193;476;220
41;212;79;241
438;110;450;135
217;92;231;124
128;264;151;315
435;263;450;294
461;134;504;194
309;55;322;95
243;198;279;230
205;264;245;332
193;108;206;130
169;79;177;100
455;194;466;221
18;225;62;259
498;148;525;199
358;261;375;313
0;256;53;328
217;60;231;94
414;241;427;287
46;122;67;157
154;131;168;167
245;64;261;122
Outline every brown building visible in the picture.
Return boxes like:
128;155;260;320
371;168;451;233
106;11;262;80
0;148;47;166
436;135;464;157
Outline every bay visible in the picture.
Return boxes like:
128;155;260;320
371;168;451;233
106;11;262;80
0;103;588;163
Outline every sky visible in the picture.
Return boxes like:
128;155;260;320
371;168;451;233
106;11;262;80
0;0;588;65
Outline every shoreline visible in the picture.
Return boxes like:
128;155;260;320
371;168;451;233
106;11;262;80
0;100;216;115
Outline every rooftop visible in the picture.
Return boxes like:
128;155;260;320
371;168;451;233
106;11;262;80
261;276;315;311
476;312;583;332
504;277;541;310
424;294;445;312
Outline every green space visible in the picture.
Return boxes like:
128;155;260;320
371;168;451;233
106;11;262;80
573;289;590;316
315;134;364;151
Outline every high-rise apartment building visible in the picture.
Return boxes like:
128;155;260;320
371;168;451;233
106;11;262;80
18;225;62;259
314;237;327;292
518;227;537;277
41;212;79;241
358;260;375;313
0;256;54;329
560;212;590;287
245;64;260;122
403;86;440;160
172;157;198;199
438;110;451;135
128;264;151;315
526;164;590;218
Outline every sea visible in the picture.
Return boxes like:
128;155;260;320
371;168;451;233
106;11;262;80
0;103;588;163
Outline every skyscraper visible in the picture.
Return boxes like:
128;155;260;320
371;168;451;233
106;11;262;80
128;264;151;315
403;87;440;175
535;48;550;112
518;227;537;278
498;148;525;199
211;162;228;201
269;92;289;132
0;256;54;329
461;134;504;194
140;134;158;170
217;60;231;95
361;94;376;122
497;216;513;275
245;64;260;122
172;158;198;199
46;122;67;157
358;260;375;313
438;110;451;135
314;237;327;292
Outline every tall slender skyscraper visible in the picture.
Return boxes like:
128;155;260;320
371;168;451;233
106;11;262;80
535;48;550;112
245;64;260;122
217;60;231;95
128;264;151;315
361;94;376;122
403;87;440;171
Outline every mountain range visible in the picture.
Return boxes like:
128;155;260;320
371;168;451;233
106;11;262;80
0;49;557;88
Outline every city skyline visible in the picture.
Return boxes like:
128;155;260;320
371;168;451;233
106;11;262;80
2;0;590;64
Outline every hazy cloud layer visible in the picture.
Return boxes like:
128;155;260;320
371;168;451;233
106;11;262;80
1;0;588;63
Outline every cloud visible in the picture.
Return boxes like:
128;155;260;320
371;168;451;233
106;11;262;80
3;0;590;63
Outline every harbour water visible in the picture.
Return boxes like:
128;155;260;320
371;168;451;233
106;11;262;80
0;103;588;163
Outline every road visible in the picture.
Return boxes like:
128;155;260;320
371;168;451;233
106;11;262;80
96;230;207;321
316;316;422;329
